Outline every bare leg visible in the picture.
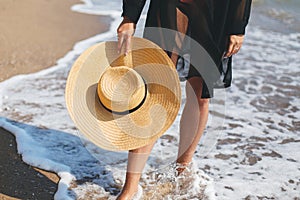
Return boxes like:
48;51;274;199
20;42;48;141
117;142;155;200
117;8;190;199
172;10;210;166
176;77;209;167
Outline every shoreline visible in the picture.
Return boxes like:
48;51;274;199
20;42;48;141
0;0;111;82
0;128;60;199
0;0;111;199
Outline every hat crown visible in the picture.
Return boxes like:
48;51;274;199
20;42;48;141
97;66;146;113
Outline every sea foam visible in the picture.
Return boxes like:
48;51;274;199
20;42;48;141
1;0;300;199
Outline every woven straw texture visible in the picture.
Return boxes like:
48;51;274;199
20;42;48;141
65;37;181;151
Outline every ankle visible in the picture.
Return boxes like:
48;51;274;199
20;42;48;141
175;160;194;175
176;157;192;166
117;185;141;200
122;186;138;194
175;162;188;174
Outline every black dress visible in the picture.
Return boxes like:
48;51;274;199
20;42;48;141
122;0;252;98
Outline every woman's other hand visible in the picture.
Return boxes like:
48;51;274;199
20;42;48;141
224;34;244;58
117;17;136;55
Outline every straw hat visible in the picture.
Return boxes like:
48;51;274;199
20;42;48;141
65;37;181;151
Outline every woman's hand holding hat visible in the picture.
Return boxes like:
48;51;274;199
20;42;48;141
117;17;136;55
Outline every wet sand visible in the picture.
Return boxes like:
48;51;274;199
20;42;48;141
0;0;110;199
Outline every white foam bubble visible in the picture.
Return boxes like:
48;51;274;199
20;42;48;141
0;1;300;199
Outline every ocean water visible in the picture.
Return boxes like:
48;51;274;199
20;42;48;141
0;0;300;199
252;0;300;33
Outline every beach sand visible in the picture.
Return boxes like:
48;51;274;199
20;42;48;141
0;0;110;199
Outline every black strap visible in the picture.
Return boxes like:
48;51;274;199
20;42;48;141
98;83;148;115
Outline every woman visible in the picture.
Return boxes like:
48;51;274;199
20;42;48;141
117;0;252;199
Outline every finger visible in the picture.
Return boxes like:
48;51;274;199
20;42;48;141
225;42;234;58
117;34;125;54
234;46;240;53
124;35;132;55
234;43;243;54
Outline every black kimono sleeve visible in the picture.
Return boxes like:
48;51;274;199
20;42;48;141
122;0;146;24
227;0;252;35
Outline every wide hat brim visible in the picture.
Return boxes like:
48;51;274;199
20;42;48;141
65;37;181;151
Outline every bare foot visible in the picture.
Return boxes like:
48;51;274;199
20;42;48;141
175;162;190;175
116;187;139;200
175;162;192;176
